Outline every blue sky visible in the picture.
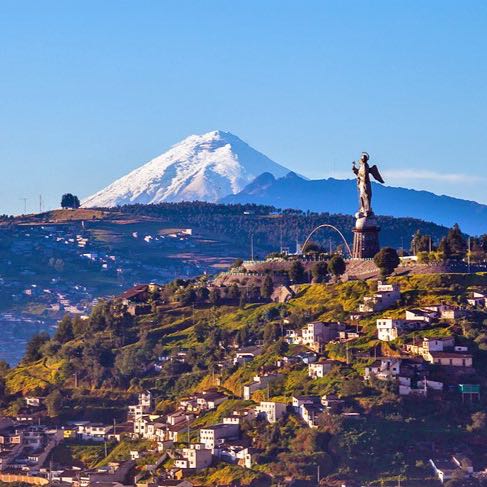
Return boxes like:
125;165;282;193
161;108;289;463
1;0;486;215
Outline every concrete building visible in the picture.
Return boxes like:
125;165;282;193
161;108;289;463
376;319;404;342
425;351;473;367
364;358;401;381
308;359;335;378
199;424;239;449
359;281;400;313
255;401;287;423
174;444;212;470
286;322;344;351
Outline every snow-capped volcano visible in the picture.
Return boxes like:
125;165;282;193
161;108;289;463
82;130;291;207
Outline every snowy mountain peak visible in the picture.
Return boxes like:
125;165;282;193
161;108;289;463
82;131;291;207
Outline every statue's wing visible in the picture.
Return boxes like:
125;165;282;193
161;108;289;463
369;165;385;184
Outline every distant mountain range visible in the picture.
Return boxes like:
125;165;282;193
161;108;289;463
221;172;487;235
83;130;487;235
82;130;290;207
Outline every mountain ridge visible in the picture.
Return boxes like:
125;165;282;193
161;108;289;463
82;130;487;234
220;172;487;235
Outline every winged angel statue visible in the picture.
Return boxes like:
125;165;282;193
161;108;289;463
352;152;384;217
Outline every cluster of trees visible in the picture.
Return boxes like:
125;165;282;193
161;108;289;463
60;193;80;209
412;224;487;262
96;201;448;256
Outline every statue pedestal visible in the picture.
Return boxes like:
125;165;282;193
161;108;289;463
352;213;380;259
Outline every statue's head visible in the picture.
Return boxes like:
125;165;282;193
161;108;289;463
360;152;369;163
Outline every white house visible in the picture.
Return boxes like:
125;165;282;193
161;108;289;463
405;336;455;358
405;308;437;323
199;423;239;449
376;319;404;342
468;291;487;307
77;423;112;442
128;391;153;418
364;358;401;381
359;281;400;312
286;322;344;351
174;444;213;470
255;401;287;423
308;360;335;378
233;346;263;365
243;374;282;400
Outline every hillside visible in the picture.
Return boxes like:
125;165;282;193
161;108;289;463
0;203;457;365
221;172;487;235
87;201;452;252
3;272;487;484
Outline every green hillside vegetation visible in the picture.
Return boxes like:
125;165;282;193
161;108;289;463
3;272;487;484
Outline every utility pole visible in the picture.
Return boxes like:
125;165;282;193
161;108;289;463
20;197;28;214
250;233;254;261
468;237;471;273
280;223;283;253
39;195;43;213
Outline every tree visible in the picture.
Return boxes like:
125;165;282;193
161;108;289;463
179;287;196;306
311;261;328;283
23;332;50;362
195;287;209;302
327;255;346;281
60;193;80;209
446;223;467;258
228;284;241;301
260;275;274;300
302;240;324;254
340;377;365;397
231;258;243;269
411;230;433;254
289;261;305;284
263;323;279;345
373;247;400;279
45;389;64;417
209;288;220;305
438;236;451;258
55;315;74;343
194;322;207;343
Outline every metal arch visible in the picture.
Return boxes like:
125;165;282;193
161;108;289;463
302;224;352;257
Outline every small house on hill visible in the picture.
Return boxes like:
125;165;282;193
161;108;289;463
121;284;150;304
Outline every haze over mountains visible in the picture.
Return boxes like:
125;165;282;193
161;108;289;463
83;131;487;235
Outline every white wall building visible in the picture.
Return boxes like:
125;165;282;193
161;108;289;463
255;401;287;423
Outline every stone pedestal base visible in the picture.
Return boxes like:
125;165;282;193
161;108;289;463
352;214;380;259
